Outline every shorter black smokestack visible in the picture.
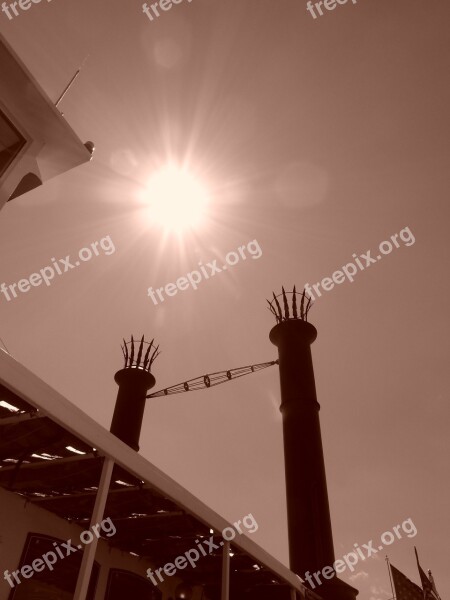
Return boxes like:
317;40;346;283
110;335;159;451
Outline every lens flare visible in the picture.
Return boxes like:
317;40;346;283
144;165;209;232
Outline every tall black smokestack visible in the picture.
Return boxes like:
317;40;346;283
268;288;357;600
110;335;159;451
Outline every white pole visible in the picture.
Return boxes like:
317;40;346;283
221;541;231;600
73;456;115;600
385;555;396;600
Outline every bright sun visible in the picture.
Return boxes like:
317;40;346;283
144;165;209;232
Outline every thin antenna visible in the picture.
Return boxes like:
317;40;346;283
386;555;396;600
55;55;90;107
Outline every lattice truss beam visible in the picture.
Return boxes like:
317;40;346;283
147;360;278;398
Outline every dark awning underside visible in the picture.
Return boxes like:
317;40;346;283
0;383;308;599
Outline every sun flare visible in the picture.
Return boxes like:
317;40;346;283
144;165;209;232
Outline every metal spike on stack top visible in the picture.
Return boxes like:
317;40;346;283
268;288;358;600
110;335;160;452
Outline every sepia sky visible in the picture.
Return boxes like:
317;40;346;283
0;1;449;599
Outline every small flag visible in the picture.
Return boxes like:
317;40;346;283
415;548;440;600
391;564;423;600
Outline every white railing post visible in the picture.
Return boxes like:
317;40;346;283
73;456;114;600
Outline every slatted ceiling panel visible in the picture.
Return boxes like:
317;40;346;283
0;383;36;415
0;456;103;493
0;384;95;466
0;417;69;460
111;513;194;547
114;530;199;560
104;487;179;517
0;460;144;499
33;486;180;522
